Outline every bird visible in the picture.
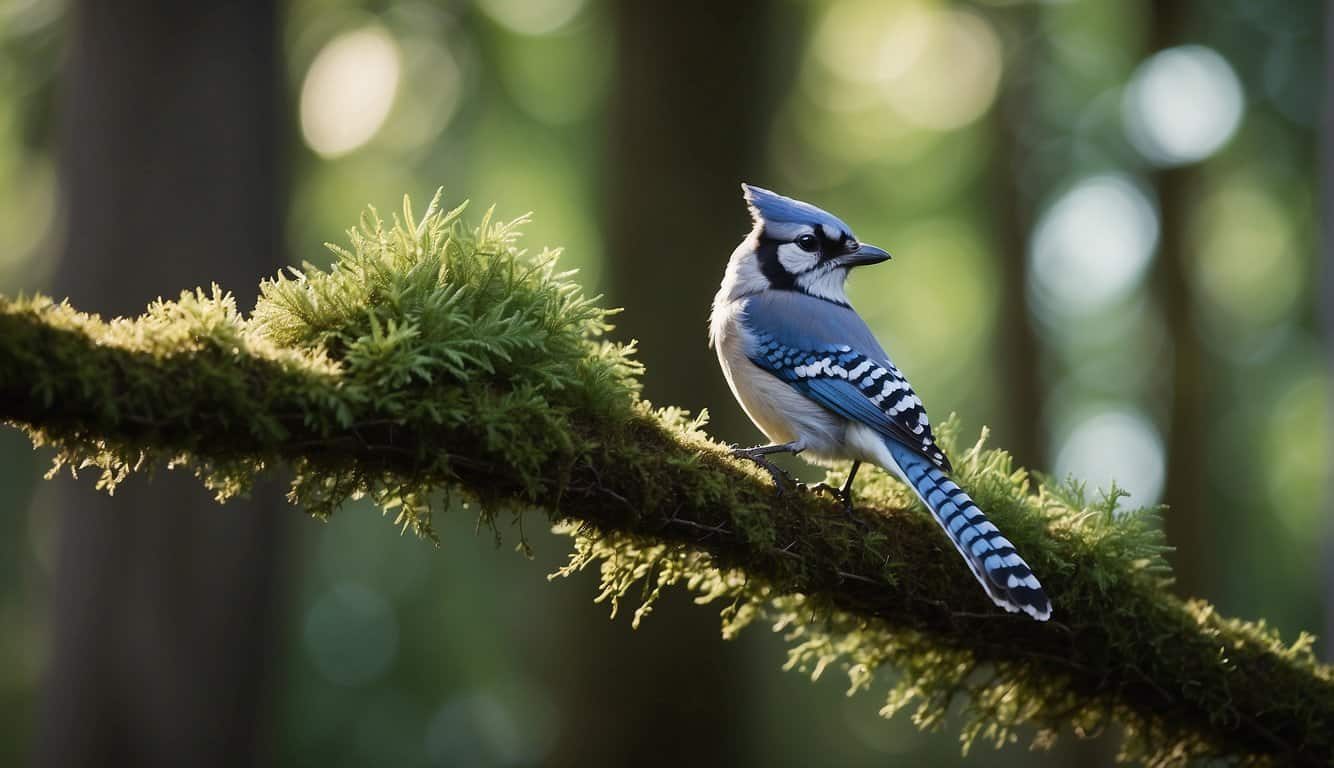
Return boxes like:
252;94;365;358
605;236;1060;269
709;184;1051;621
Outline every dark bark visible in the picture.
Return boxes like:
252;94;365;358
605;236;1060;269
988;9;1045;472
583;2;793;765
1149;0;1212;599
35;3;287;767
603;0;786;425
1322;0;1334;661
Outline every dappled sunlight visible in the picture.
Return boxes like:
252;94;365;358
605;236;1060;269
1028;174;1160;320
1188;172;1303;359
814;1;934;87
304;583;400;687
1053;406;1166;508
1124;45;1244;167
475;0;586;36
1264;368;1330;537
783;1;1001;180
300;26;403;158
0;71;57;289
0;155;55;290
813;2;1002;131
376;34;464;151
881;9;1002;131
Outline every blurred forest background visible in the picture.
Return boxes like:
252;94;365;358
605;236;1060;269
0;0;1328;766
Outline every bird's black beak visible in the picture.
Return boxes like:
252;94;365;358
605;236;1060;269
841;243;891;267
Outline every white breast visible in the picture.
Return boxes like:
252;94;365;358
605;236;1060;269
709;295;851;464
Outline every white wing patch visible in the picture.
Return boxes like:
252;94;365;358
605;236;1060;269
751;335;950;470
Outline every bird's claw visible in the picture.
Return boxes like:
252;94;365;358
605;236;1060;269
804;481;855;515
732;447;795;496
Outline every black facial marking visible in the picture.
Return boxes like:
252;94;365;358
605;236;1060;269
755;238;796;290
758;227;850;274
813;229;848;264
754;231;854;307
761;226;850;269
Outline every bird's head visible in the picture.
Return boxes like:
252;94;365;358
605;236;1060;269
728;183;891;306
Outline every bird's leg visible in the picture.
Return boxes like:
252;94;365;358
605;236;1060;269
808;461;860;513
838;460;861;514
731;440;804;495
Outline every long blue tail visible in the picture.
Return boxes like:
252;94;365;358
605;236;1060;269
885;440;1051;621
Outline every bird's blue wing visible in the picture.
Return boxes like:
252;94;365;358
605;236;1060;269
740;291;951;471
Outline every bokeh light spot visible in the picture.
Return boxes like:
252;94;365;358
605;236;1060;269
300;26;402;158
476;0;586;36
811;3;1002;131
884;10;1002;130
1264;371;1329;536
1124;45;1244;167
425;686;557;765
495;17;612;125
814;1;933;86
303;583;399;687
1029;175;1159;318
1188;174;1301;355
0;157;56;289
1053;407;1165;508
377;35;463;151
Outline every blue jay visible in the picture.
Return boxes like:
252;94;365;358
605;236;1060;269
709;184;1051;621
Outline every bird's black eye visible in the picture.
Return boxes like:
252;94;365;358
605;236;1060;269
795;233;819;252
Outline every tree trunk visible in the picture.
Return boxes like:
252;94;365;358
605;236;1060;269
988;8;1044;472
1149;0;1211;599
1321;0;1334;661
603;1;788;427
558;2;791;765
35;2;287;766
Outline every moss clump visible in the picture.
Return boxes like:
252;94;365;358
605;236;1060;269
4;190;640;540
246;192;642;535
0;190;1330;766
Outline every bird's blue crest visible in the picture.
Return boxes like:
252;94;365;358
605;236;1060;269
741;183;851;236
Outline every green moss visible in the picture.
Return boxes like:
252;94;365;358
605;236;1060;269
0;190;1330;766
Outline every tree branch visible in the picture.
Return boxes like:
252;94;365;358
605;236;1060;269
1;196;1330;766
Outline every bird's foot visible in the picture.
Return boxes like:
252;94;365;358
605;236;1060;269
731;446;796;496
806;481;856;516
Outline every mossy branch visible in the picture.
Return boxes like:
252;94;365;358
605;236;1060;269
2;192;1330;766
